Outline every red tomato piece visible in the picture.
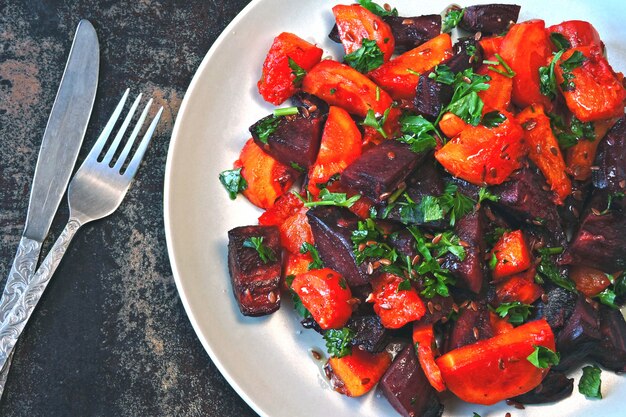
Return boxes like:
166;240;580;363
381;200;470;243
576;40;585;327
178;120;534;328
434;111;526;186
257;32;323;105
235;139;296;209
569;265;612;297
556;46;626;122
332;4;395;62
548;20;603;49
491;230;532;281
307;106;362;195
499;20;553;109
303;60;394;118
291;268;353;330
258;192;304;226
369;273;426;329
436;319;555;405
516;105;571;204
279;208;314;254
495;268;543;305
412;322;446;392
369;33;453;100
327;348;392;397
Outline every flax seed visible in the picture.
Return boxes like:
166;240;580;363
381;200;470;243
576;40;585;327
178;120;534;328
367;262;374;275
366;240;378;246
541;293;549;303
380;303;392;310
591;208;602;216
432;234;442;245
412;255;421;265
499;358;505;370
427;301;434;315
372;261;381;270
441;316;449;323
373;20;379;30
311;350;322;360
550;146;559;156
474;31;482;41
469;301;478;311
505;413;511;417
434;304;442;311
379;258;392;266
620;179;626;189
402;19;413;25
361;378;371;385
358;243;366;252
267;291;277;304
473;327;479;339
345;32;355;42
452;303;459;313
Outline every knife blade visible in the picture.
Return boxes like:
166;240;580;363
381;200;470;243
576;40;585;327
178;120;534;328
0;19;99;392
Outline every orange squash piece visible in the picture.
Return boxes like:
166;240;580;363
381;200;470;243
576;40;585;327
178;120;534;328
327;348;392;397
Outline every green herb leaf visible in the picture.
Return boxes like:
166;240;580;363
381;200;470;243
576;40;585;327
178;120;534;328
536;247;577;292
290;162;305;173
344;38;384;73
550;32;571;50
527;345;560;368
494;302;533;325
397;279;412;292
273;106;300;117
324;328;355;358
438;183;476;226
254;115;280;144
488;252;498;270
614;272;626;297
428;65;455;85
478;187;500;203
549;112;595;149
481;111;506;128
288;58;306;87
447;91;484;126
302;188;361;208
443;68;491;126
560;50;586;91
361;108;391;138
300;242;324;270
396;114;438;153
434;231;466;260
487;53;516;78
285;275;311;318
351;218;399;266
243;236;277;264
472;413;482;417
357;0;398;17
539;50;565;101
596;288;618;309
579;365;602;399
442;8;465;33
219;168;248;200
601;191;626;214
407;226;457;298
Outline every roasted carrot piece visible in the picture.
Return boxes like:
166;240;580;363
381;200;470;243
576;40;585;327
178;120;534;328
516;104;571;204
438;112;468;139
435;111;526;186
495;268;543;305
332;4;395;62
566;116;620;180
490;230;532;281
283;252;313;278
479;36;504;57
569;265;612;297
257;32;323;105
307;106;362;195
548;20;603;49
279;208;314;254
326;348;392;397
555;46;626;122
369;33;453;100
499;20;553;109
412;322;446;392
489;311;515;335
236;139;296;209
369;273;426;329
291;268;353;330
436;319;555;405
478;58;513;112
258;192;303;226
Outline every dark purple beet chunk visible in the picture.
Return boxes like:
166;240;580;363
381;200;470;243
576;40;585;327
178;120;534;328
554;295;601;372
446;37;484;73
443;302;494;352
290;92;329;118
421;295;455;324
491;167;566;243
328;24;340;43
388;227;419;259
380;345;444;417
346;314;390;353
306;206;369;286
414;75;453;121
562;206;626;273
590;305;626;372
442;210;485;294
592;116;626;193
459;4;521;34
250;110;323;170
532;286;577;331
340;141;426;203
227;226;282;316
513;370;574;404
384;15;442;51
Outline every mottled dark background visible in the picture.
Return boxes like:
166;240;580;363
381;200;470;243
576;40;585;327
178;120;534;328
0;0;259;415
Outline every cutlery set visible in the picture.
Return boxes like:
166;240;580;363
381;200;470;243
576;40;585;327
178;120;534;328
0;20;162;395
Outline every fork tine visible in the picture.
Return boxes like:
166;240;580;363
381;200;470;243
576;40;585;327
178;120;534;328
123;106;163;179
101;93;142;165
113;98;153;172
86;89;130;161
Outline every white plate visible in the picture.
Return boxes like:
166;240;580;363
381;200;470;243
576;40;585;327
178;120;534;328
164;1;626;416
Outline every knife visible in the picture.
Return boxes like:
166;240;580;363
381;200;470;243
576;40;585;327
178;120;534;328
0;19;99;393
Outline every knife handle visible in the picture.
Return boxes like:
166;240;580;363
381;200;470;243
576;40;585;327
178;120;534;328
0;219;82;371
0;237;42;322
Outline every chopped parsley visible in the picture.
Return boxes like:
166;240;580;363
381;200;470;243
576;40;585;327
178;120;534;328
550;32;571;51
298;188;361;209
396;113;438;152
436;68;491;126
344;38;384;73
535;247;577;292
357;0;398;17
487;53;516;78
219;168;247;200
395;183;474;227
285;275;311;318
438;183;476;226
527;345;560;368
323;327;355;358
361;107;391;138
253;115;280;144
549;113;595;149
539;50;565;101
579;365;602;399
351;218;399;266
559;50;587;91
243;236;277;264
428;65;455;85
478;187;499;203
273;106;300;117
288;58;306;87
442;8;464;33
600;191;625;214
481;111;506;128
300;242;324;270
493;302;533;325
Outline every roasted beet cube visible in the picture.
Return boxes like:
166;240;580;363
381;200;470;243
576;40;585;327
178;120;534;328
554;295;601;372
442;210;486;294
414;75;453;121
532;286;577;331
443;302;494;352
250;110;323;170
340;141;426;202
290;91;329;118
346;314;390;353
590;305;626;372
227;225;282;316
383;15;442;51
593;116;626;193
513;370;573;404
445;37;484;73
380;345;444;417
562;207;626;273
420;295;455;324
459;4;521;34
306;206;369;286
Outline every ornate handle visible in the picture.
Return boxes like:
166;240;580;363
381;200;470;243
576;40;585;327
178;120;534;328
0;219;82;371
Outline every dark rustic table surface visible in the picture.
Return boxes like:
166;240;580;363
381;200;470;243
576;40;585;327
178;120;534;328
0;0;258;415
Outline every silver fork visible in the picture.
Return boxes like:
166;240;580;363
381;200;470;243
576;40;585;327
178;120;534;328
0;89;163;377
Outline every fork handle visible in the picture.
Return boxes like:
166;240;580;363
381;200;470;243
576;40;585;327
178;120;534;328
0;219;82;372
